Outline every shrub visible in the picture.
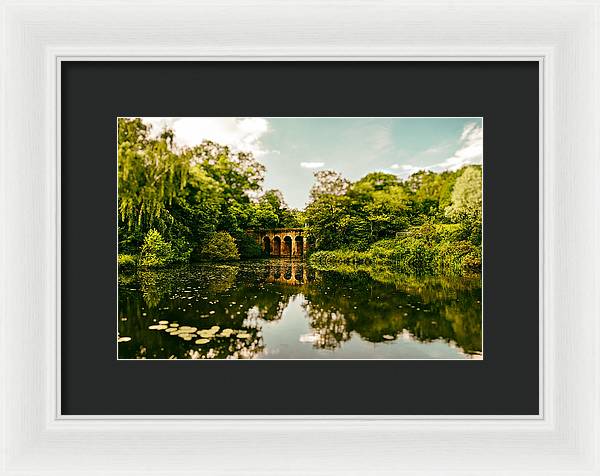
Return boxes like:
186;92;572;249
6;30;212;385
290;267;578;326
309;231;481;276
459;247;482;275
309;249;371;267
169;236;193;264
434;240;480;275
117;253;137;270
139;229;174;268
199;231;240;261
235;233;263;259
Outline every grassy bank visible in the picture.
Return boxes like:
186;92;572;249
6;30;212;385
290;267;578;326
308;225;481;276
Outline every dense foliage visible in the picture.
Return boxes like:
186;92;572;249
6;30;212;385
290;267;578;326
198;231;241;261
305;166;482;275
118;117;481;276
139;228;176;267
118;118;300;267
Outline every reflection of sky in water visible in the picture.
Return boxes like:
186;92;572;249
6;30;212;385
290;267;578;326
118;260;482;360
259;294;472;359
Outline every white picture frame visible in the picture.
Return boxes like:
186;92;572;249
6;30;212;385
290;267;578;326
1;1;598;474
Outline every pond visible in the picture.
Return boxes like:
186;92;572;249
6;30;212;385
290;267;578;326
118;259;482;359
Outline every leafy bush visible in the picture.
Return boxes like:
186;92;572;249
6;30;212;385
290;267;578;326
169;236;193;264
199;231;240;261
309;249;371;266
434;240;480;275
309;225;481;276
235;233;263;259
117;254;137;270
376;236;436;274
139;229;174;268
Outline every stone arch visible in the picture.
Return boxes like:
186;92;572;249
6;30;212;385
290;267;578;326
283;236;293;257
272;236;281;256
294;235;304;257
251;228;308;259
262;236;271;256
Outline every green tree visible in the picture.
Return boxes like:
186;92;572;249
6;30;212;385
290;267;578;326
169;165;224;246
199;231;241;261
139;229;174;267
404;169;461;222
309;170;350;202
235;233;263;259
348;174;410;243
250;201;280;229
191;140;265;236
246;189;304;230
305;194;349;250
117;117;481;276
306;172;411;250
118;118;189;233
445;166;482;221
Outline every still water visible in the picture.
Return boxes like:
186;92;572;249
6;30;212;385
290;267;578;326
118;259;482;359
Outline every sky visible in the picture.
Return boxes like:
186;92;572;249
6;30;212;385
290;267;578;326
141;117;483;210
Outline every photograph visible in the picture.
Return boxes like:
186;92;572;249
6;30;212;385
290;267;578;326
117;117;483;360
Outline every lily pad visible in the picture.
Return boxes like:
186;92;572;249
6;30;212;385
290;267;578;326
237;332;251;339
178;333;195;340
198;329;217;338
158;320;169;325
117;336;131;343
195;338;210;345
148;325;168;330
383;335;395;340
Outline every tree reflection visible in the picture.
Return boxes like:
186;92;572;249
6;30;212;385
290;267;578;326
303;305;351;350
118;259;481;359
302;268;481;353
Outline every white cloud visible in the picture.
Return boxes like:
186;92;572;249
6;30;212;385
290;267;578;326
300;162;325;169
392;122;483;178
393;164;424;177
440;122;483;169
140;117;271;157
370;124;393;154
390;164;414;171
422;144;445;154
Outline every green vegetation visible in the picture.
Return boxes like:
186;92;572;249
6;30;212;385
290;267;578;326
118;118;481;276
305;167;482;276
118;118;301;267
139;228;175;267
118;261;482;359
198;231;240;262
117;253;137;270
309;226;480;276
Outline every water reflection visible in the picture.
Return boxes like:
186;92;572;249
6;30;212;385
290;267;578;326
118;259;482;359
265;260;314;285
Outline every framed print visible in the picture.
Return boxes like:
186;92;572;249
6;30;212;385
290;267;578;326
115;115;485;362
61;61;537;416
1;1;599;475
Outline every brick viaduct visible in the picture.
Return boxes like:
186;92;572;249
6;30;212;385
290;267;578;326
254;228;308;258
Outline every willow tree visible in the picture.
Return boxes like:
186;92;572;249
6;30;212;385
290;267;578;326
118;117;190;232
